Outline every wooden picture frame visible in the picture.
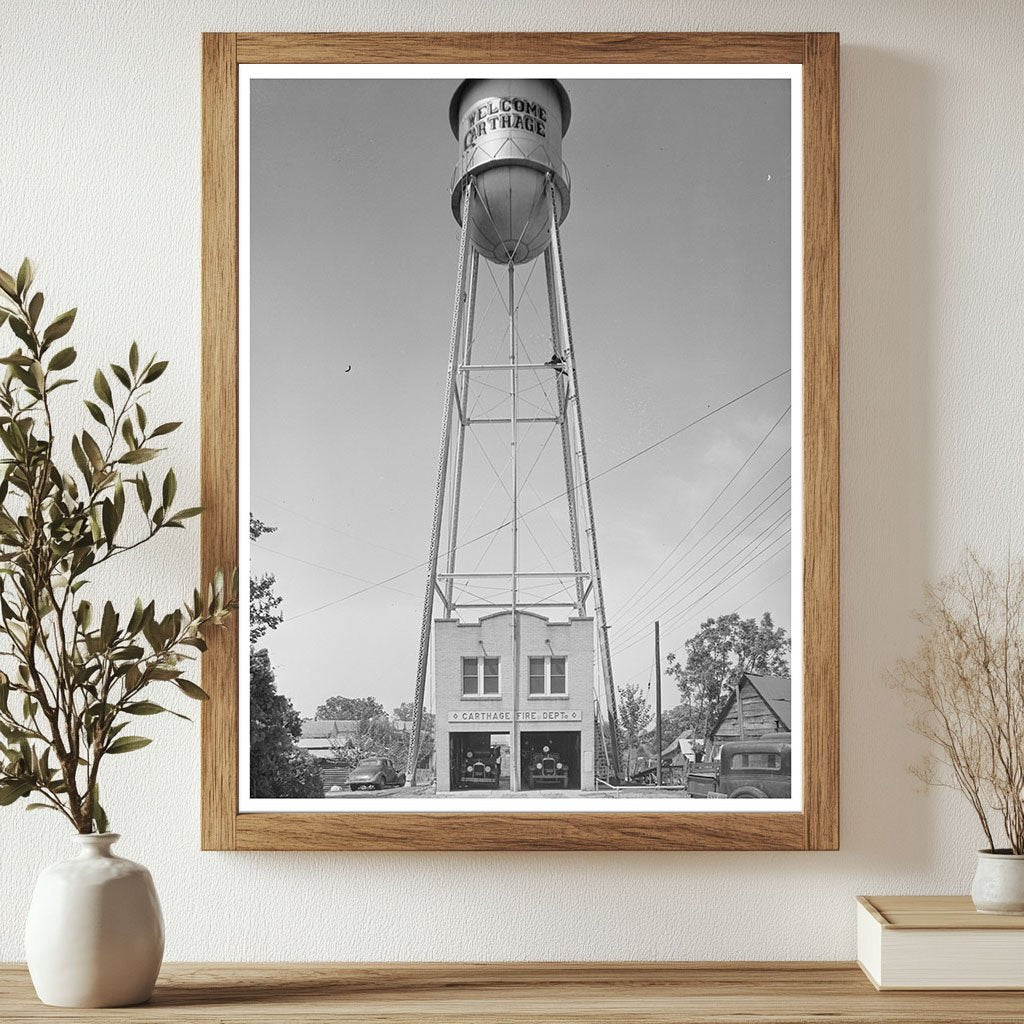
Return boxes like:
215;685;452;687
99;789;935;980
201;32;838;851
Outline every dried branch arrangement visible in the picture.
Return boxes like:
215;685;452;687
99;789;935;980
0;259;235;833
895;553;1024;853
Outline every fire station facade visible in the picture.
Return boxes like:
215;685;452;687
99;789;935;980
434;610;596;792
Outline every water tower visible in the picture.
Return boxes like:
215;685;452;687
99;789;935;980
405;78;622;791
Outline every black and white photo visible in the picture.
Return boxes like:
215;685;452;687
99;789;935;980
241;65;803;812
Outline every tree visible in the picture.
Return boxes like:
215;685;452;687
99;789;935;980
648;704;691;749
616;682;653;778
393;701;415;721
249;516;282;644
328;712;435;778
0;260;236;832
247;513;321;798
315;695;386;721
665;611;790;756
249;649;321;798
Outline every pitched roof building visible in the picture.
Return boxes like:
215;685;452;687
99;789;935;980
709;674;791;748
296;719;361;760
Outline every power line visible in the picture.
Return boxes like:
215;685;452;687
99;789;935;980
649;544;792;658
615;530;792;657
257;545;420;600
280;368;790;625
612;471;791;640
614;511;791;650
252;493;414;561
612;405;791;625
736;569;792;613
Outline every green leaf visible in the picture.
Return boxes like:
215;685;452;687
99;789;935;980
100;601;117;647
162;468;176;509
129;342;139;376
105;735;152;755
8;317;32;344
0;780;33;805
118;448;158;465
0;352;33;367
110;644;144;661
43;308;77;344
126;598;146;635
83;400;106;427
136;473;152;513
0;269;18;300
121;418;137;449
110;363;131;388
93;369;113;408
113;475;125;522
142;360;168;384
150;421;181;438
124;700;188;722
16;258;34;298
101;498;117;546
91;785;108;834
71;435;92;482
136;404;147;432
169;507;202;524
124;700;165;715
48;346;77;371
175;679;210;701
81;431;105;472
27;292;43;328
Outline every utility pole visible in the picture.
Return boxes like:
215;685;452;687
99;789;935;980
654;620;662;788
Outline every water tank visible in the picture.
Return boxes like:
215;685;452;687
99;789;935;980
449;79;571;265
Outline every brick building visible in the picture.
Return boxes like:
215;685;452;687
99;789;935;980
434;610;596;793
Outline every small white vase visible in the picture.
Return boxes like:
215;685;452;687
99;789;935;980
25;833;164;1007
971;849;1024;915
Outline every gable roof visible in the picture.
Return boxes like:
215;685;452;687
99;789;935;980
752;676;791;728
710;673;792;737
301;719;360;740
661;734;695;762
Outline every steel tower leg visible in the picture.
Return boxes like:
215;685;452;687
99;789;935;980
543;247;586;616
405;182;474;786
443;250;480;611
546;177;623;782
508;260;521;792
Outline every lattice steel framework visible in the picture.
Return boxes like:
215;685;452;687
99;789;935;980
405;175;622;786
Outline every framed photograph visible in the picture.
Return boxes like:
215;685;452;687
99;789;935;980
202;32;838;850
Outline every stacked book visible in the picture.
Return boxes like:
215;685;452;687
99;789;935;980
857;895;1024;990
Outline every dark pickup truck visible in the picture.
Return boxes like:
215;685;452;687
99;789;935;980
687;735;792;799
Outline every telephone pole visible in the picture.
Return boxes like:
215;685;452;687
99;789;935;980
654;620;662;787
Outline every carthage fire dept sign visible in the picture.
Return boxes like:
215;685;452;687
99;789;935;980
448;709;583;723
462;96;548;149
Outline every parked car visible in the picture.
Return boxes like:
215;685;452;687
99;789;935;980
459;748;501;789
687;735;791;799
348;757;405;791
528;744;569;789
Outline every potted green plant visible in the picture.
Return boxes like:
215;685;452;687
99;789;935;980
0;260;235;1005
896;553;1024;913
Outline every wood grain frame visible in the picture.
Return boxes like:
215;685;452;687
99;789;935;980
201;32;839;851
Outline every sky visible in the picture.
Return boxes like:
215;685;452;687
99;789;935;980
249;75;793;719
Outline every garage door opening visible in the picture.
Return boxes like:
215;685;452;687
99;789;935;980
520;730;582;790
449;732;510;791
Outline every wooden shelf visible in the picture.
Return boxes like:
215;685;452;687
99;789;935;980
3;962;1024;1022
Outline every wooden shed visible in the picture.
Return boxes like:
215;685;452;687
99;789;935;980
709;674;791;748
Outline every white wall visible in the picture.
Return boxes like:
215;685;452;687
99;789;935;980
2;0;1022;961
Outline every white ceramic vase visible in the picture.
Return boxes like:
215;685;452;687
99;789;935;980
25;833;164;1007
971;849;1024;915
